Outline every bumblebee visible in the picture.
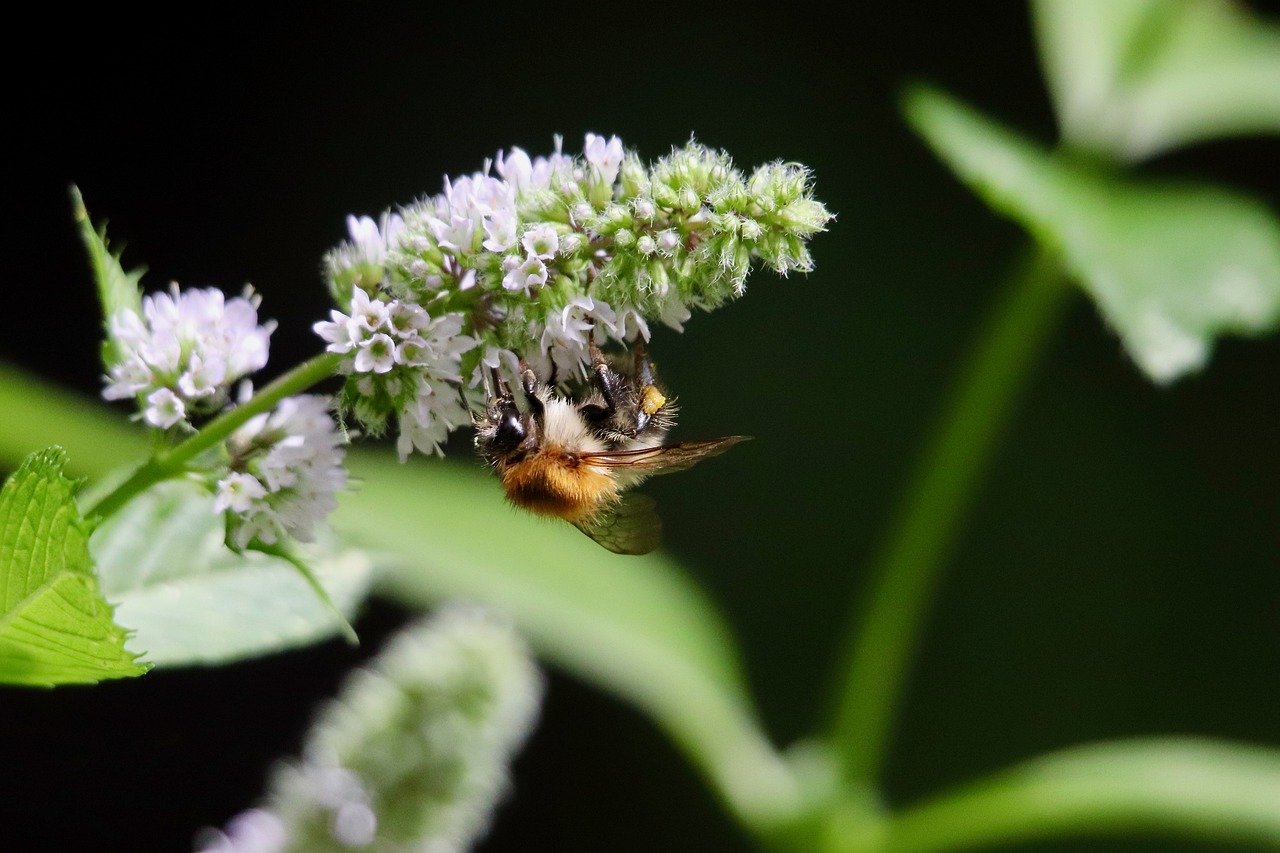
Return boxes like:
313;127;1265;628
475;342;746;554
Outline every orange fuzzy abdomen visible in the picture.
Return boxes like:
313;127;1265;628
500;450;618;522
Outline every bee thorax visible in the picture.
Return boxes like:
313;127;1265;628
541;396;606;450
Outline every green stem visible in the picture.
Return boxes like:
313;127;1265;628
867;738;1280;851
828;246;1072;789
82;352;343;520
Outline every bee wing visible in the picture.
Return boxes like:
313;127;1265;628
579;436;751;477
573;492;663;555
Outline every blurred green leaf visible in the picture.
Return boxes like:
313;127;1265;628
0;363;147;484
0;447;148;686
92;480;372;667
346;452;802;832
878;738;1280;850
249;540;361;646
71;186;144;369
906;85;1280;383
1034;0;1280;160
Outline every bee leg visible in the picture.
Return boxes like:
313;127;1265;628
515;360;535;393
632;339;658;388
583;338;645;438
626;340;672;439
589;343;623;415
577;342;625;433
514;359;545;420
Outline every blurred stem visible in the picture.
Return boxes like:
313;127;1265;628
82;352;342;520
826;738;1280;851
828;245;1071;790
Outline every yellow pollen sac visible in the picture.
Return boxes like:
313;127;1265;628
640;385;667;416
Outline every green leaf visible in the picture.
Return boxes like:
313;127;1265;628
905;85;1280;383
878;738;1280;851
71;186;144;368
346;452;803;833
92;480;373;667
0;447;147;686
1034;0;1280;160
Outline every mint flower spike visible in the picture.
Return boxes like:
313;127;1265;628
319;133;832;459
198;606;543;853
102;283;275;429
214;394;348;550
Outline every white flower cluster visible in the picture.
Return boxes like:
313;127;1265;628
200;607;543;852
314;287;475;459
321;133;830;458
215;395;347;550
102;285;275;428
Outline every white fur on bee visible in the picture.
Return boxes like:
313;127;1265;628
538;392;608;454
616;431;666;454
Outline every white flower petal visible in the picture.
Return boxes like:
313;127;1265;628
143;388;186;429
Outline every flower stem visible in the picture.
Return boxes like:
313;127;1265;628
828;245;1071;790
83;352;343;520
870;738;1280;851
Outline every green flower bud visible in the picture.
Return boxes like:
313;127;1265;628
677;186;701;213
618;153;650;197
652;183;680;209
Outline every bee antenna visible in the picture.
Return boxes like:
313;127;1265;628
483;366;500;400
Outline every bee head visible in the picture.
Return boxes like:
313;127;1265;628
475;388;545;463
491;399;528;451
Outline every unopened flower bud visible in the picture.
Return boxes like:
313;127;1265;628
656;230;681;253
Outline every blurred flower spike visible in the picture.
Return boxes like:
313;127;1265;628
319;133;833;458
198;606;543;852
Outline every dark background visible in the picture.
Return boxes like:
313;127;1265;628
4;3;1280;850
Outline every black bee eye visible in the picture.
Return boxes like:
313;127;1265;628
493;412;526;451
